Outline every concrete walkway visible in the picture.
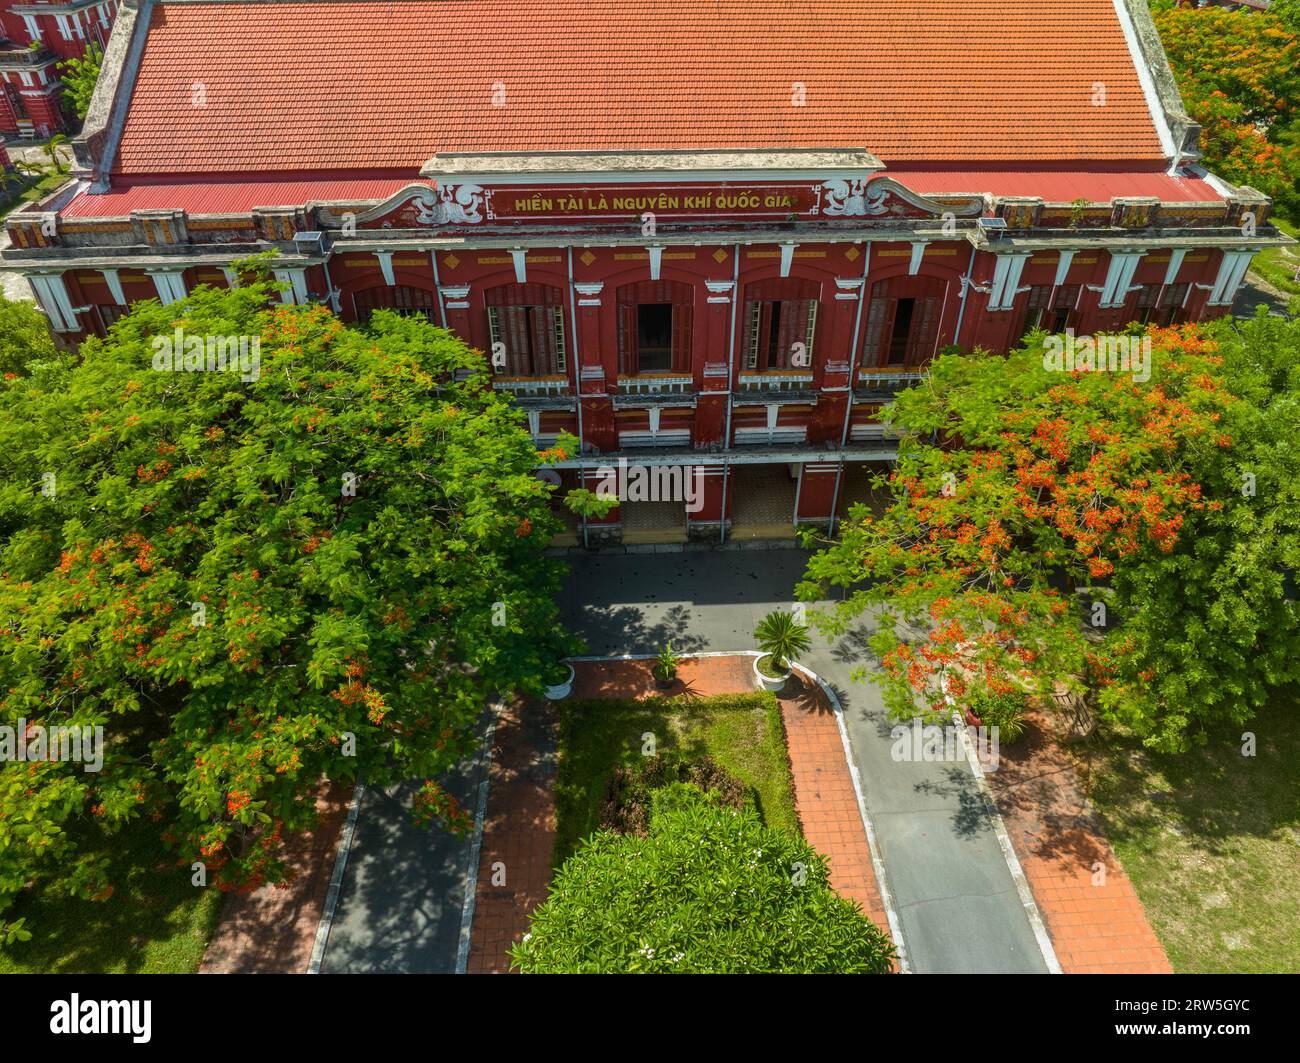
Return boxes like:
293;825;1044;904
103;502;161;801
316;708;494;973
557;548;1052;973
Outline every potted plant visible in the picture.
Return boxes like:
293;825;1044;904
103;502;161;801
966;688;1027;744
652;642;679;690
543;660;575;701
753;610;811;693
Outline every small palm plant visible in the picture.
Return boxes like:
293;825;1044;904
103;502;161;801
45;134;69;175
755;610;811;675
653;641;679;685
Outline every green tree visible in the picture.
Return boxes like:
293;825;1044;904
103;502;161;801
0;294;62;378
799;318;1300;753
57;44;103;123
1154;2;1300;217
511;785;896;973
0;263;581;941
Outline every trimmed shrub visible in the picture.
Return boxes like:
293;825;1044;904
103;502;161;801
512;786;896;974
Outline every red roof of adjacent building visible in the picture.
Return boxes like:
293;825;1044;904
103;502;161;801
112;0;1169;177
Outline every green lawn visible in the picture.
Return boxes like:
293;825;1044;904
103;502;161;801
553;692;800;865
0;817;222;974
1250;215;1300;312
0;170;73;221
1079;689;1300;973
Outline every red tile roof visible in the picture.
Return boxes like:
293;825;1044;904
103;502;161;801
113;0;1168;176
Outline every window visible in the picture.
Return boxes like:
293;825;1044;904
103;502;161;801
18;72;33;87
485;283;566;376
1132;283;1162;324
636;304;673;371
616;280;693;375
1018;285;1053;342
1157;283;1189;326
98;304;128;329
354;285;437;323
22;15;40;41
860;277;945;369
743;278;819;370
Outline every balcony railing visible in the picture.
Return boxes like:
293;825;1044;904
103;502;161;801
618;374;693;396
736;371;815;393
492;376;571;398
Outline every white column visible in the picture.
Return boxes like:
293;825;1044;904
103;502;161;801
908;241;927;276
648;245;663;281
1162;248;1188;287
1053;249;1077;288
148;270;187;306
273;268;309;305
779;243;797;278
100;268;127;305
988;253;1030;311
1099;251;1142;308
375;251;395;287
29;274;79;332
511;248;527;284
1208;250;1255;306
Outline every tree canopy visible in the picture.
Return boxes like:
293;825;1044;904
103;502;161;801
800;316;1300;753
1154;0;1300;218
0;265;579;941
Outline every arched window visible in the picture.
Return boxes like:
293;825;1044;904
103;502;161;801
860;276;948;369
616;280;693;375
484;283;566;376
743;277;820;371
354;285;437;323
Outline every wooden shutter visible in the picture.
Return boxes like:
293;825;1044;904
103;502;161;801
617;302;636;375
500;306;532;374
860;286;892;367
528;306;554;374
907;295;940;366
671;298;693;373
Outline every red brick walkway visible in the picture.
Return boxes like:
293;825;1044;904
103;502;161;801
984;710;1172;974
466;655;896;972
199;778;351;974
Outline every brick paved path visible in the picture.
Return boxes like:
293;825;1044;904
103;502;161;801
985;711;1172;974
466;654;896;972
199;778;351;974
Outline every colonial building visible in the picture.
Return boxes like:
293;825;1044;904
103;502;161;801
1;0;1292;545
0;1;117;136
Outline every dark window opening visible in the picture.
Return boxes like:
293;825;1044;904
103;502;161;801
886;298;915;365
355;286;437;324
636;303;674;372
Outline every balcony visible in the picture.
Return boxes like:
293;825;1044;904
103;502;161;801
854;368;924;402
736;371;815;401
0;40;54;72
491;375;572;406
615;374;694;406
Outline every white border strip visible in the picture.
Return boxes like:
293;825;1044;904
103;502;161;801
307;778;366;974
949;707;1063;974
1112;0;1177;160
568;650;911;972
455;702;502;973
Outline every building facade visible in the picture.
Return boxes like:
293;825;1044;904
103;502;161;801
0;0;117;137
1;0;1292;545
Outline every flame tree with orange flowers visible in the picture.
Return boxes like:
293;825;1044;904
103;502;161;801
0;258;582;945
800;314;1300;754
